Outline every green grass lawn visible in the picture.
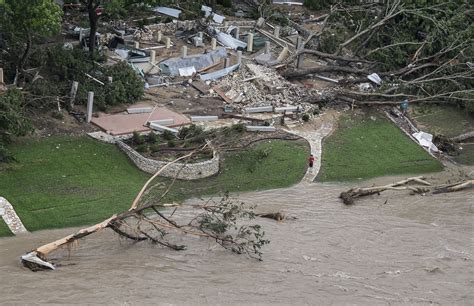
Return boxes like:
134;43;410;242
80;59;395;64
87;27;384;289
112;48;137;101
0;219;13;237
0;136;308;237
0;136;149;234
318;112;443;182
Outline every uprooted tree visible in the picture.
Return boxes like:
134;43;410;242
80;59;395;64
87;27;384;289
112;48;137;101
340;176;474;205
278;0;473;112
21;147;270;271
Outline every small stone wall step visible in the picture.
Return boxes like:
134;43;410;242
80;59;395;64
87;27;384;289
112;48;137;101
149;122;179;134
148;119;174;126
274;106;300;113
246;126;276;132
190;116;219;122
0;197;28;235
244;106;273;113
127;107;154;114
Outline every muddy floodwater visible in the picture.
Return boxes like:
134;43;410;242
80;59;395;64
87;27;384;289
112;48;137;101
1;182;473;304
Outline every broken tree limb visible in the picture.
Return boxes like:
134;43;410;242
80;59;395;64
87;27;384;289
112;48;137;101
432;180;474;194
283;49;374;66
282;66;370;79
450;131;474;143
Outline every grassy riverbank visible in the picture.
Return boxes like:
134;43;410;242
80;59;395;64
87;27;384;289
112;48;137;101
0;220;12;237
0;136;308;237
318;112;443;182
411;105;474;165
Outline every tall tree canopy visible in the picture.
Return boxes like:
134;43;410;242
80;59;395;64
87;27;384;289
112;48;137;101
1;0;62;83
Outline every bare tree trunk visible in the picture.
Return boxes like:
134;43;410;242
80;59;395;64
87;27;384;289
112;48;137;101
450;131;474;143
18;30;32;72
87;0;99;58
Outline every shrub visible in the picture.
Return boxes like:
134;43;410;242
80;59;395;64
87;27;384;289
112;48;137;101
51;111;64;120
149;143;161;152
132;131;145;145
167;139;176;148
136;144;148;153
231;123;245;133
147;132;159;144
302;114;310;122
162;130;174;140
179;124;205;140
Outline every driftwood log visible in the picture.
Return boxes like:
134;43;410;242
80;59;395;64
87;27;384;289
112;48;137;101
340;177;473;205
340;177;431;205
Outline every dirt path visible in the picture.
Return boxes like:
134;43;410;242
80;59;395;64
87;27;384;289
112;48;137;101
284;110;339;183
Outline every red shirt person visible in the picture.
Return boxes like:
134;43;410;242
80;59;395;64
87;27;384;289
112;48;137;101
308;154;315;168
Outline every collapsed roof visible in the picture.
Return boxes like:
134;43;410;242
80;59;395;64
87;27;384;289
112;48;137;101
158;47;228;76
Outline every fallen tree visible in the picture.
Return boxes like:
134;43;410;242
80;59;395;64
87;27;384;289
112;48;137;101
451;131;474;143
281;1;474;111
340;177;474;205
21;146;270;271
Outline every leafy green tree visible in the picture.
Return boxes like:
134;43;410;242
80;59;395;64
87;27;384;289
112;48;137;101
1;0;62;83
0;90;32;162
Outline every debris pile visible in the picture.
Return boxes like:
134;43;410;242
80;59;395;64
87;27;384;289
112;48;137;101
215;63;322;108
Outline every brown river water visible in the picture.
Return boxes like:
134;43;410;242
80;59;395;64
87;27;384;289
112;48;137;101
0;181;473;305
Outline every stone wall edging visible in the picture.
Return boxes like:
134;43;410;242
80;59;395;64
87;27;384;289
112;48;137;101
117;140;219;180
0;197;28;235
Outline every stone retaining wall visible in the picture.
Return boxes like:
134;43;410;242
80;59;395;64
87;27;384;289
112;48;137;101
0;197;28;234
117;141;219;180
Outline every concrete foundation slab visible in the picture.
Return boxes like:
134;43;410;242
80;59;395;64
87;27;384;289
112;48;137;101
91;105;190;135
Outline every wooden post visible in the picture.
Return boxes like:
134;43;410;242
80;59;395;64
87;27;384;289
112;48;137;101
211;38;217;50
181;46;187;58
234;27;240;39
237;50;242;66
277;47;289;62
150;50;156;64
247;33;253;52
265;41;271;54
274;26;280;38
86;92;94;123
296;36;304;68
134;41;140;49
69;81;79;109
156;31;162;42
165;37;171;49
225;58;231;68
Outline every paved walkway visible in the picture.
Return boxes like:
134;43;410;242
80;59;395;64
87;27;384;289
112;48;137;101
284;114;335;183
0;197;28;234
